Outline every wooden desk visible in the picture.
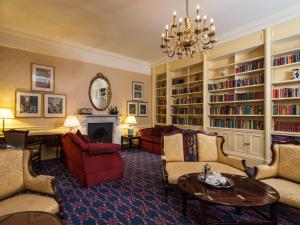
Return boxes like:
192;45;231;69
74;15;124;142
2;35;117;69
0;128;66;158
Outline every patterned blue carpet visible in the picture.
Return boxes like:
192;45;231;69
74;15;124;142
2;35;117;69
36;150;300;225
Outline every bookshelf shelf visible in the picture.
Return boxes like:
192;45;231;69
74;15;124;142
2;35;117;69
209;84;264;93
272;47;300;56
272;115;300;117
171;91;203;97
209;114;264;117
272;79;300;85
272;97;300;101
209;68;264;80
270;131;300;136
272;61;300;69
209;99;264;104
211;56;264;70
171;103;203;106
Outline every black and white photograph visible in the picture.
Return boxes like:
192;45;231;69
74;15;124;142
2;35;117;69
44;94;66;117
127;101;138;116
31;63;55;92
132;81;144;101
139;102;148;117
15;91;42;118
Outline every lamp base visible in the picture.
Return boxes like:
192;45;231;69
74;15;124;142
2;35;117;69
128;127;134;136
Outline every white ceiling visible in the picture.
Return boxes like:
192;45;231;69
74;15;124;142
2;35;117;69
1;0;300;64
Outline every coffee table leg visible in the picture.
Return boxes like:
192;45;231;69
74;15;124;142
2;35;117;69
182;191;187;216
271;203;277;225
201;201;206;225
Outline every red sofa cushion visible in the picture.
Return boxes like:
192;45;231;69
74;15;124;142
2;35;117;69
76;130;91;143
66;132;89;150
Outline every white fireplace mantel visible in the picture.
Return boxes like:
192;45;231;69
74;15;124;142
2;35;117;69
77;115;121;144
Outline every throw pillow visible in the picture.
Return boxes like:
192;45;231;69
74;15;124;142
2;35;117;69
76;130;91;143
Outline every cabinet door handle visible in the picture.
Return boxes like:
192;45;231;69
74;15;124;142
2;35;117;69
244;143;250;145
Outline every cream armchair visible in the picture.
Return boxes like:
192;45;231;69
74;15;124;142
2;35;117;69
254;143;300;209
162;130;247;200
0;149;62;217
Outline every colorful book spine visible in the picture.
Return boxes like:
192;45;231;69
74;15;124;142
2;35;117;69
273;88;300;98
274;121;300;132
210;105;264;115
235;60;264;73
210;119;264;130
273;51;300;66
172;117;203;126
208;74;264;91
273;104;300;115
210;91;264;102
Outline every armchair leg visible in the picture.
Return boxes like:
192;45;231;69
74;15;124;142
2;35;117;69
164;184;169;202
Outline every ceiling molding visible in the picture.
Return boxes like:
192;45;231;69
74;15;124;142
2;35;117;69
0;26;151;75
151;6;300;66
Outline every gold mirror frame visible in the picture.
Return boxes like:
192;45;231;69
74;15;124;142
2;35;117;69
88;73;112;111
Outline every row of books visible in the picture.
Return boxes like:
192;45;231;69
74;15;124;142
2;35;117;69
172;108;203;115
172;118;203;126
208;75;264;91
157;99;166;105
173;96;203;105
274;121;300;132
157;81;166;88
273;51;300;66
273;88;300;98
210;105;264;115
156;116;166;124
172;78;186;85
157;108;166;114
235;60;264;73
157;90;166;97
210;91;264;102
210;119;264;130
172;86;202;95
273;104;300;115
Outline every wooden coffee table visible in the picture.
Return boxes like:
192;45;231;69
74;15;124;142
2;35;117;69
178;173;279;225
0;211;62;225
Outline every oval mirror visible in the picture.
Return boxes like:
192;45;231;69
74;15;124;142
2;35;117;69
89;73;112;111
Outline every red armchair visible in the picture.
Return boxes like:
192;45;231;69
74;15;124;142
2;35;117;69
139;125;181;155
61;132;124;187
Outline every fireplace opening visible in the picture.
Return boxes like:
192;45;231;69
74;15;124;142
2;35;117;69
88;123;113;143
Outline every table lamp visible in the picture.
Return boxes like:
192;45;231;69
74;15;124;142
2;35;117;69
64;116;80;132
125;116;137;136
0;108;14;131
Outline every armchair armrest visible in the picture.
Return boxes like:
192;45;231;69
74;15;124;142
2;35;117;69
139;128;153;136
25;174;55;196
253;164;278;180
219;155;246;172
87;143;120;155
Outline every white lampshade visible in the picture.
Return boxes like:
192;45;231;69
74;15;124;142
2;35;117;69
0;108;14;119
125;116;137;125
64;116;80;128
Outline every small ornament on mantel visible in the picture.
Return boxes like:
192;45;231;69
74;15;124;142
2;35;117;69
108;106;119;115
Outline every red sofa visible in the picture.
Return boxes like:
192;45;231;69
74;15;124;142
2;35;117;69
61;132;124;187
139;125;181;155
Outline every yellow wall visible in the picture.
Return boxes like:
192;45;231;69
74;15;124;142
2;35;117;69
0;46;152;130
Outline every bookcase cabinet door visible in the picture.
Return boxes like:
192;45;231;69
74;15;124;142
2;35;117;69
247;133;265;160
232;132;248;155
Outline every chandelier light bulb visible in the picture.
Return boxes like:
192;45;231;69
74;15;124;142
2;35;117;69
212;26;216;31
179;18;183;23
162;33;165;37
173;11;176;16
203;15;207;20
166;25;169;30
210;18;214;24
196;5;200;10
196;15;200;20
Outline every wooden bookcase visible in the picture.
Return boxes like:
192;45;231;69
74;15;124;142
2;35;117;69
151;17;300;165
169;62;204;128
271;34;300;137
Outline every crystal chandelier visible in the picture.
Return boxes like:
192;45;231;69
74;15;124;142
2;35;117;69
160;0;217;58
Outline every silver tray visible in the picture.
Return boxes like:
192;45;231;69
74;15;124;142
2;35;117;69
197;175;234;189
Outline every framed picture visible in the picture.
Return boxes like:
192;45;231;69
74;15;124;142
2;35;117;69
127;101;138;116
132;81;144;101
31;63;55;92
15;91;42;118
139;102;148;117
44;94;66;118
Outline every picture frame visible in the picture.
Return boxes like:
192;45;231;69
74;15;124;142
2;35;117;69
132;81;144;101
44;94;66;118
31;63;55;92
15;91;42;118
127;101;138;116
139;102;148;117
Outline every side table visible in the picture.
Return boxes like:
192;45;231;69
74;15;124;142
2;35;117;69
121;135;140;150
